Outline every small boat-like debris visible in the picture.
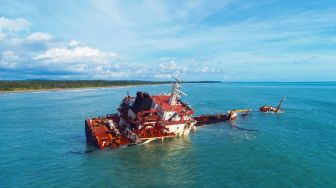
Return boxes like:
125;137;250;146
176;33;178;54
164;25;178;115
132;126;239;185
259;97;285;113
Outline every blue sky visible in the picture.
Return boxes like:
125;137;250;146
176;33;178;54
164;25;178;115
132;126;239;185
0;0;335;81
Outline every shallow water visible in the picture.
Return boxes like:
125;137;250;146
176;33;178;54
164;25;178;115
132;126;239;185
0;83;335;187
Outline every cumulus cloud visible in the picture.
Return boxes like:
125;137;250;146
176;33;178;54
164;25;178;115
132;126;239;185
69;40;80;47
2;50;21;61
194;66;209;73
0;16;31;32
34;46;117;64
27;32;52;42
29;44;121;78
159;60;178;70
0;17;33;47
155;74;172;79
0;50;22;68
0;32;7;40
0;16;123;79
154;60;186;79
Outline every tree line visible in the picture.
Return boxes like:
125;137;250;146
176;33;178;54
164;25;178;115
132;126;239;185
0;80;221;91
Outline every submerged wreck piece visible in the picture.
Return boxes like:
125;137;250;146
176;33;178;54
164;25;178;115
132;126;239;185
260;97;286;113
85;78;197;149
194;113;229;126
194;109;252;126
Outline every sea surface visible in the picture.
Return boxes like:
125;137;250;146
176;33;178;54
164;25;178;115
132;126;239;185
0;83;335;187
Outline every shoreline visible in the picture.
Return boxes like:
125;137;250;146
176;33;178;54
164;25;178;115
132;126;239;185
0;84;168;94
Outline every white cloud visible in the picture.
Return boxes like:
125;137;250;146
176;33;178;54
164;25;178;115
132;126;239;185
0;61;17;69
0;50;23;68
0;16;31;32
0;16;123;78
29;43;123;78
155;74;172;79
2;50;21;61
34;46;118;64
155;60;187;79
27;32;52;42
0;32;7;40
69;40;80;47
160;60;178;70
194;66;209;73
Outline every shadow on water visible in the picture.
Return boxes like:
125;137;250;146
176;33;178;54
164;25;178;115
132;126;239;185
228;119;259;132
233;126;258;132
108;137;195;186
69;136;191;155
73;136;196;186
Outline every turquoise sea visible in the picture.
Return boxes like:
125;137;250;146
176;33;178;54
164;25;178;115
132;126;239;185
0;83;335;187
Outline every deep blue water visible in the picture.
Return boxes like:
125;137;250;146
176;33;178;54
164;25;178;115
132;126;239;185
0;83;335;187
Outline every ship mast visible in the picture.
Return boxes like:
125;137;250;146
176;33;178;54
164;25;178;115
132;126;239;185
169;77;187;105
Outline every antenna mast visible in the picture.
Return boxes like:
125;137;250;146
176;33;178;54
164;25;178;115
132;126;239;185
169;77;186;105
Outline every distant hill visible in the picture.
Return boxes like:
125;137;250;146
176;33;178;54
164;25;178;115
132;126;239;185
0;80;221;91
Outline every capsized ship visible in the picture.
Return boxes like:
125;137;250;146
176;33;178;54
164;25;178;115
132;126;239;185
85;79;200;149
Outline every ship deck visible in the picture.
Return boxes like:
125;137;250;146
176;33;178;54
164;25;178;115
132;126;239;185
85;116;132;149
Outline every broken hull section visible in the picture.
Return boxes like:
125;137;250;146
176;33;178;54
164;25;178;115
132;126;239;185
85;116;193;149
